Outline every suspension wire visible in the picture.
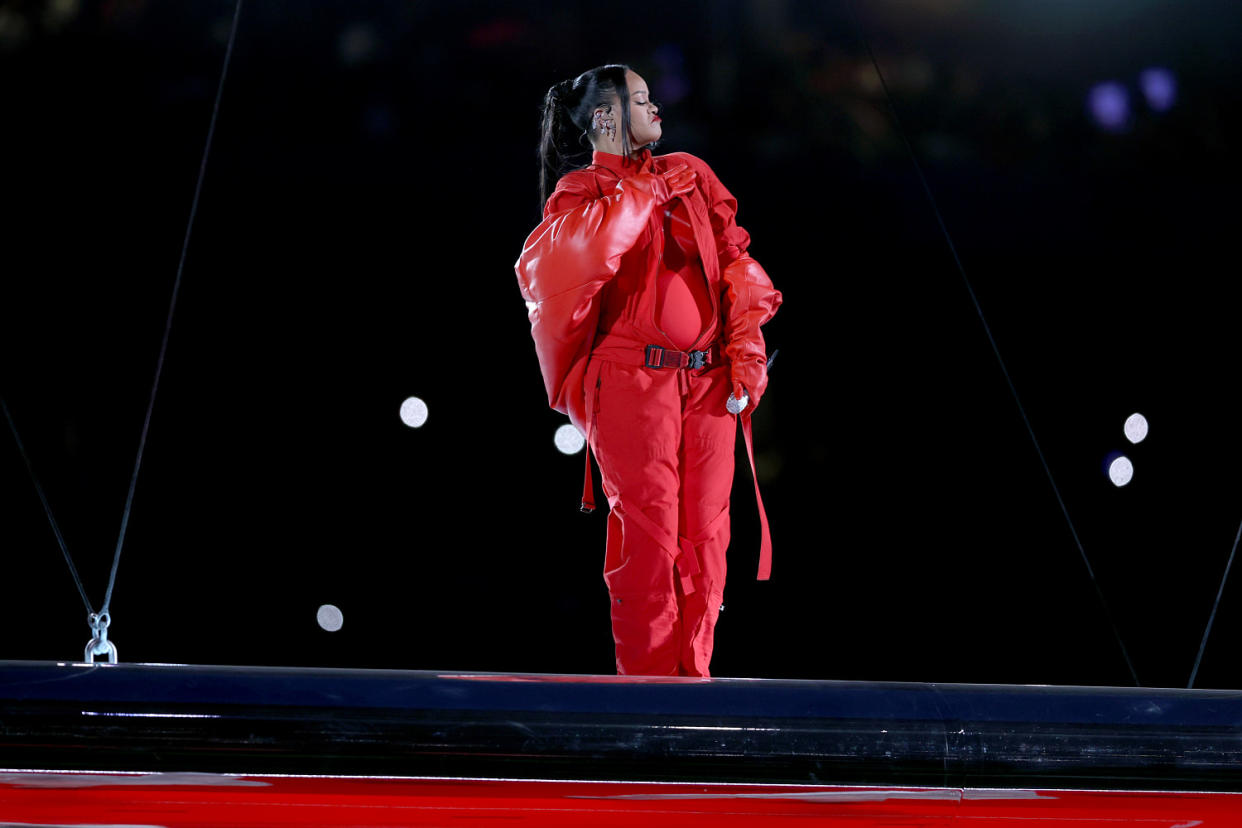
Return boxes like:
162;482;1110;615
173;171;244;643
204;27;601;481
1187;517;1242;689
845;3;1140;687
101;0;244;616
2;395;96;615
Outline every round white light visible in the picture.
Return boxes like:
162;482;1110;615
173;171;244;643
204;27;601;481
1108;455;1134;487
554;423;585;455
399;397;429;428
317;604;344;632
1124;413;1148;444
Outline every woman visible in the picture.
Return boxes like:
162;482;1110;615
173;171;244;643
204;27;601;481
514;64;781;676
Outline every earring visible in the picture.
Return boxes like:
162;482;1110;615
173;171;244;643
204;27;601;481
592;110;616;140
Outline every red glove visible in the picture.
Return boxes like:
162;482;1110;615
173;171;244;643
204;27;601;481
654;163;696;204
721;256;779;413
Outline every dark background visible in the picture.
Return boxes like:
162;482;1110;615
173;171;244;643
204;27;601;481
3;0;1240;689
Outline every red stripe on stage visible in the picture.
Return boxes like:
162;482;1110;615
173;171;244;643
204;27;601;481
1;772;1240;826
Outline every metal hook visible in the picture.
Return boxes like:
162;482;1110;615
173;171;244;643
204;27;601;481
85;611;117;664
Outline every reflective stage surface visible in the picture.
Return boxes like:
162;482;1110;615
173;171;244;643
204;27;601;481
1;661;1240;824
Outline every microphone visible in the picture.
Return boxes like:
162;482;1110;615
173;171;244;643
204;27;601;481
726;350;779;414
726;390;750;415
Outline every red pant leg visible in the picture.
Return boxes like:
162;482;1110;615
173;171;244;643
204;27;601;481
676;365;736;676
590;359;738;676
591;360;684;675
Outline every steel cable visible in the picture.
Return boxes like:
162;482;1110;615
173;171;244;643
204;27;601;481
845;1;1140;686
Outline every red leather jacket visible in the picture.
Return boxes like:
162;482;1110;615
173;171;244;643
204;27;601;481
515;148;781;433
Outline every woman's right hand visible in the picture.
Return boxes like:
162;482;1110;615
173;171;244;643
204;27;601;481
657;163;697;203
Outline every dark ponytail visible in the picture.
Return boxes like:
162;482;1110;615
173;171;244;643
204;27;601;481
537;64;634;208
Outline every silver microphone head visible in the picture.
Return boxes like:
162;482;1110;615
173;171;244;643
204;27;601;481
726;391;750;415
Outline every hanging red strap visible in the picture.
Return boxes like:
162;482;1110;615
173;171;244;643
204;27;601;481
581;444;596;513
580;363;603;513
676;535;701;596
741;411;772;580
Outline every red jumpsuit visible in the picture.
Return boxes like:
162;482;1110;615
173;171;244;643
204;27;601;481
515;148;781;676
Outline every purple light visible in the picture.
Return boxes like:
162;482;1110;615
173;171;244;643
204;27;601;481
1139;67;1177;112
1087;82;1130;132
653;43;690;106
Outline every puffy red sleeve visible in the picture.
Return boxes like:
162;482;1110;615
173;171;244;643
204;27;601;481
703;164;782;408
514;170;669;432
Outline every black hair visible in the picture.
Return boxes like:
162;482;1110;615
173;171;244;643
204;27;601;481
537;64;639;208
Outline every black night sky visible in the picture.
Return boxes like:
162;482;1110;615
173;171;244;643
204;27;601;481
3;0;1242;689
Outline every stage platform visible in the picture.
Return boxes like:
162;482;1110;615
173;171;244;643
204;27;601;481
1;660;1239;824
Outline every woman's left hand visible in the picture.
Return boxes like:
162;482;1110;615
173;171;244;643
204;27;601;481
726;384;750;415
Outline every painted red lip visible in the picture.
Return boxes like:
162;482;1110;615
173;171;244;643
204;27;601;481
653;116;662;123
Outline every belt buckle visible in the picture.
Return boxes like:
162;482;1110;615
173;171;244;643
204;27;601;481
688;349;707;370
644;344;665;369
